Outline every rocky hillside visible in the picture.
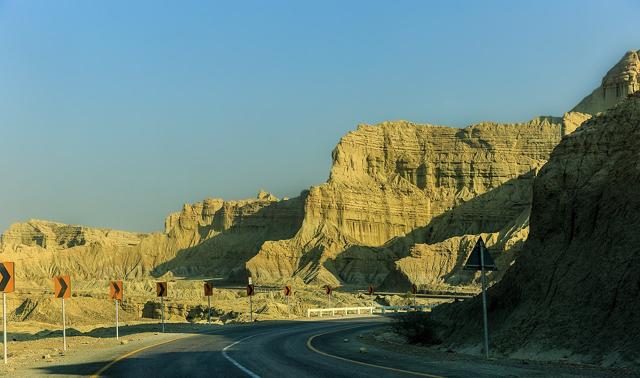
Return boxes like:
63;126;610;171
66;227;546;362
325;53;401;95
0;118;566;289
432;92;640;367
0;192;305;285
573;50;640;115
247;118;567;288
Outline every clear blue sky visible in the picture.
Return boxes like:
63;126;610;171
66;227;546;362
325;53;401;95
1;0;638;233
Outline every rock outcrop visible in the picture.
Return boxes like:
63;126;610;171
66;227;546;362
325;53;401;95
433;92;640;367
0;192;305;285
247;118;566;287
573;50;640;115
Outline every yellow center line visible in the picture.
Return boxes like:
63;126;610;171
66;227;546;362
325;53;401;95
306;325;445;378
90;334;196;377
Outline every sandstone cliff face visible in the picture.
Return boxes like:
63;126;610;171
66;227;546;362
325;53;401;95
0;192;304;285
247;118;565;287
573;50;640;115
433;93;640;366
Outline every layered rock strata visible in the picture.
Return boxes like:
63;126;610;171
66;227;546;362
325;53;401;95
0;193;304;284
247;118;566;287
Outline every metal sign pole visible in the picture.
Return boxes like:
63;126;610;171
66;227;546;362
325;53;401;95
161;297;165;333
62;298;67;351
3;292;7;364
207;296;211;324
115;299;119;340
480;244;489;359
248;277;253;323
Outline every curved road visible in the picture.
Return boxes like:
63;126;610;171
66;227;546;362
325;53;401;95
34;317;619;377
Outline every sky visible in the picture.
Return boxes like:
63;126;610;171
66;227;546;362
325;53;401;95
1;0;639;233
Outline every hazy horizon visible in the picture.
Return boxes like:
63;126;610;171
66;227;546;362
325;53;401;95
1;0;639;233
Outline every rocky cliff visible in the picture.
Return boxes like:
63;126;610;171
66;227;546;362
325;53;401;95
573;50;640;115
247;118;566;288
433;92;640;367
0;192;304;285
0;117;567;289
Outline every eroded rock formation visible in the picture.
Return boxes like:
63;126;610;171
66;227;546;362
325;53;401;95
432;92;640;366
247;118;566;287
0;192;305;284
573;50;640;115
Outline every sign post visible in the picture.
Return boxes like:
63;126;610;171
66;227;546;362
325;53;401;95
411;284;418;309
156;282;167;332
110;281;123;339
204;281;213;324
2;292;5;363
283;285;292;317
53;275;71;352
247;277;254;322
324;285;332;306
0;262;15;364
463;237;497;359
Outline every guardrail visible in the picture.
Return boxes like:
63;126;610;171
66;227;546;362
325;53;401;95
306;306;375;317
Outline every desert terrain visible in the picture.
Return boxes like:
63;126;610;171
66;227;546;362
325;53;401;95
1;50;639;374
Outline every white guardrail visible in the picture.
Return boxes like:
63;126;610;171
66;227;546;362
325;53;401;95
306;306;375;317
306;305;433;317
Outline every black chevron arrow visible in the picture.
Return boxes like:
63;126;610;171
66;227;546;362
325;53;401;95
158;283;165;297
57;277;68;298
112;282;121;295
0;264;11;291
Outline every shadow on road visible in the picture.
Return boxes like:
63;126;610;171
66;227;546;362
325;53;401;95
35;352;236;377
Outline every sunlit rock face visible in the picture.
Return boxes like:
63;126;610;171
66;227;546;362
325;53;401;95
0;193;305;284
1;115;566;288
248;117;566;287
573;50;640;115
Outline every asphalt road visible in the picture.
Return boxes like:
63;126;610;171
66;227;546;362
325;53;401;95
33;317;621;377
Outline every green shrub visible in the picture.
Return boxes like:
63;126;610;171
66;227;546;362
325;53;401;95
393;312;442;345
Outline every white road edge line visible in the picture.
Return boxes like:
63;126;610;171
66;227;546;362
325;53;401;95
222;334;261;378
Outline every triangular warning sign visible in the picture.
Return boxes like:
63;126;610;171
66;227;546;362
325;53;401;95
464;237;497;271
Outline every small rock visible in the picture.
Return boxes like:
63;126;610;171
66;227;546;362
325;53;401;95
343;338;349;342
359;347;367;354
42;354;51;359
120;339;129;345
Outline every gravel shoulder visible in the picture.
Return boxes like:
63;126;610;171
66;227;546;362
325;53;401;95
358;325;639;377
